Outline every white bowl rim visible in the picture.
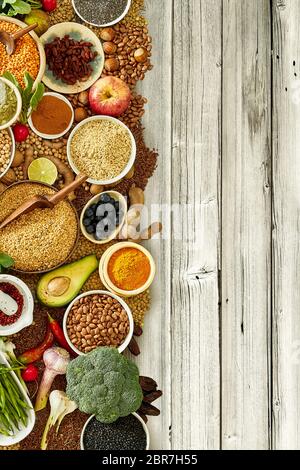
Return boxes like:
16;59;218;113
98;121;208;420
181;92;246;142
28;92;75;140
67;115;136;185
0;77;22;131
100;241;156;296
72;0;132;28
63;290;134;355
0;126;15;181
80;411;150;451
0;351;35;446
80;190;128;245
0;274;34;336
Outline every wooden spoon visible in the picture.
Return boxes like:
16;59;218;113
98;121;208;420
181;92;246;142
0;23;38;56
0;174;87;230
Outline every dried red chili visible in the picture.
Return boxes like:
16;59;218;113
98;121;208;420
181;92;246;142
0;282;24;326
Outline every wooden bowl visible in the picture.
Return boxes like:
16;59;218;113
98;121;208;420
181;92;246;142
0;181;79;274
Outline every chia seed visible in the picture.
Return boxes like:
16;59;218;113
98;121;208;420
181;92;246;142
83;414;147;450
73;0;129;26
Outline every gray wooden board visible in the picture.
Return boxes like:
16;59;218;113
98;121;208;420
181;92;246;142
137;0;300;449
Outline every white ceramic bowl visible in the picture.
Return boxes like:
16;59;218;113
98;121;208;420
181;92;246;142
0;351;35;446
80;412;150;451
67;115;136;185
28;92;74;140
0;274;34;336
0;17;46;89
99;242;156;297
0;77;22;131
63;290;134;356
72;0;131;28
0;126;15;181
80;191;127;245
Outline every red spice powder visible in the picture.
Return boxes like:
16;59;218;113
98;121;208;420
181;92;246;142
0;282;23;326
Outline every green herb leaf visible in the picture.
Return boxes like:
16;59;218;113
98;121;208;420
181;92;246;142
1;71;22;96
23;72;34;95
0;253;14;269
30;82;44;111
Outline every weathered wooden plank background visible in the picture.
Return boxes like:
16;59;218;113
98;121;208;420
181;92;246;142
138;0;300;450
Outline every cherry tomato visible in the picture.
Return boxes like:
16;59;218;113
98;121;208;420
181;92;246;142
42;0;57;12
13;124;29;142
21;364;38;382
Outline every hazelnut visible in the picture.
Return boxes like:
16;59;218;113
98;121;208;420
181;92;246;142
134;47;148;63
74;107;88;123
105;58;120;72
100;28;115;42
103;41;117;55
90;184;104;195
78;91;89;106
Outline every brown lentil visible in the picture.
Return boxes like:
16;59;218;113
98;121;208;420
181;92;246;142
121;0;148;27
0;21;40;87
66;294;130;353
0;129;12;176
49;0;75;25
70;119;132;181
0;183;78;272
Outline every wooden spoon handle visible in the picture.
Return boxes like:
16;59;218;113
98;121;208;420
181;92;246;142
47;174;87;206
12;23;38;41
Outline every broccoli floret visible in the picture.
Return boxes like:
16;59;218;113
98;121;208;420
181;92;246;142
66;348;143;423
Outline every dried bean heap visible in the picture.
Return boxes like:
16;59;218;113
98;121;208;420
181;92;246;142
67;294;130;353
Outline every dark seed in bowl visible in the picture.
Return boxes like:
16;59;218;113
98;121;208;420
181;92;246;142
83;415;147;451
74;0;129;26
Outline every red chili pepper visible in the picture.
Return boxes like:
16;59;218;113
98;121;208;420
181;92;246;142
18;326;54;364
47;313;75;355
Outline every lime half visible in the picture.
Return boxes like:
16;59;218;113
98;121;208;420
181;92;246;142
28;158;58;185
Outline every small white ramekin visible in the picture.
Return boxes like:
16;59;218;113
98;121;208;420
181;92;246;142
28;92;74;140
63;290;134;356
0;274;34;336
72;0;131;28
80;412;150;451
99;242;156;297
0;77;22;131
80;190;127;245
67;115;136;186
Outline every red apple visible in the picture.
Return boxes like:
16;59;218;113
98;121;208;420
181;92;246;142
89;77;131;117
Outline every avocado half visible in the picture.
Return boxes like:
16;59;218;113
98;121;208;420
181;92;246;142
37;255;99;308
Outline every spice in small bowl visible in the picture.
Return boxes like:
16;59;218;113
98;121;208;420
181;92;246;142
0;77;22;131
67;116;136;186
99;242;156;297
0;127;15;180
0;274;34;336
28;92;74;139
72;0;131;28
80;191;127;244
63;290;134;355
80;412;150;451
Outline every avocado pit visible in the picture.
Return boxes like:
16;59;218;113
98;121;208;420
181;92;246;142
47;277;71;297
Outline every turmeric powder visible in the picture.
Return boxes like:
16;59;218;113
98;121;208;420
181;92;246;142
107;247;151;291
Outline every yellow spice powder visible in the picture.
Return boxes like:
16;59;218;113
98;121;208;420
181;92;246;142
107;247;151;291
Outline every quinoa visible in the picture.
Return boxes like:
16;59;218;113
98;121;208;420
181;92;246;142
0;183;78;272
0;21;40;87
70;119;132;181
